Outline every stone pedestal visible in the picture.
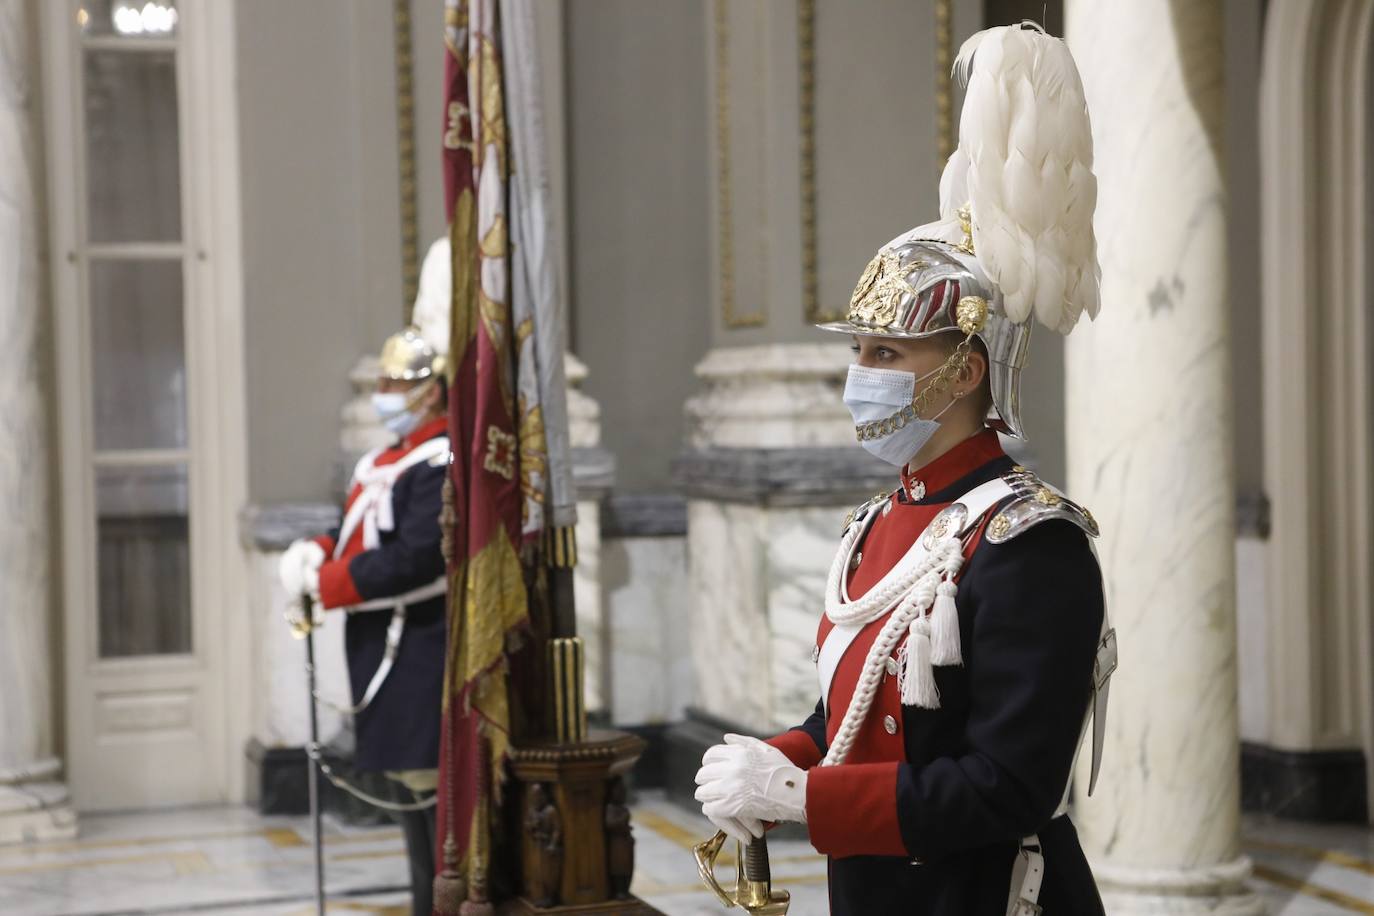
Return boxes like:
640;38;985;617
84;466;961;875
1065;2;1261;911
0;0;76;845
238;503;356;816
672;344;890;741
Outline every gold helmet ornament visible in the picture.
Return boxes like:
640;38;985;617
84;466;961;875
819;22;1101;440
378;325;446;382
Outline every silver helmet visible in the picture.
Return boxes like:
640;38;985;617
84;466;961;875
818;219;1031;438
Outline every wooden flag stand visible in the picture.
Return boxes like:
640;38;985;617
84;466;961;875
493;570;665;915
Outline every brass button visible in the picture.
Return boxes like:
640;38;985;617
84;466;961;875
849;550;863;570
883;715;898;735
885;657;899;677
910;857;925;866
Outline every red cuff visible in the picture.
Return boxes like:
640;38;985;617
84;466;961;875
806;762;907;858
317;559;364;610
312;535;337;556
766;730;825;770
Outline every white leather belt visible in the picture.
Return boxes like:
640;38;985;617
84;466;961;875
316;576;448;715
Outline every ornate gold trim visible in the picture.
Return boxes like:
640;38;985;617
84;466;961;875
933;0;954;166
798;0;839;324
715;0;765;329
395;0;420;319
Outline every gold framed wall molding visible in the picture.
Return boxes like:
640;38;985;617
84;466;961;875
934;0;954;165
714;0;766;329
395;0;420;320
798;0;955;324
798;0;835;324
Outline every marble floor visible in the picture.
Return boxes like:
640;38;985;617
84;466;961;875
0;797;1369;915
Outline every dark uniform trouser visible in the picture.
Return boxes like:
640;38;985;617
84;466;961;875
392;786;437;916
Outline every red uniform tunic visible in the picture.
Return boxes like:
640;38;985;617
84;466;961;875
313;416;448;610
765;429;1107;916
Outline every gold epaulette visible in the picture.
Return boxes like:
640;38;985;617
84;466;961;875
985;466;1099;544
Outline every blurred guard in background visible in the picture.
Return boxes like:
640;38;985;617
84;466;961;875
279;320;450;916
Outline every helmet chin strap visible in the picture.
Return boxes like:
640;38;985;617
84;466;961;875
401;377;438;413
855;333;975;442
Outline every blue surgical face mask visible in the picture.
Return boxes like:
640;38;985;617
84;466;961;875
842;364;956;468
372;387;428;438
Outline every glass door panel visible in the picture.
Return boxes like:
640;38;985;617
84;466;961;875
88;259;187;451
95;463;191;658
83;48;182;242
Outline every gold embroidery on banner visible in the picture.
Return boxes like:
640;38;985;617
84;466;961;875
483;426;517;480
516;392;548;531
445;536;527;706
475;34;507;177
444;101;473;154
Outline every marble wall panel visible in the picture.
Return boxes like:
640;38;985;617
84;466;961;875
765;506;843;731
246;551;350;749
602;535;693;726
687;501;772;732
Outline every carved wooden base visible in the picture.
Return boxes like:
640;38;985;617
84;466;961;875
503;729;664;915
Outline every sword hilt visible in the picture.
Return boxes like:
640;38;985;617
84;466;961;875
692;830;790;915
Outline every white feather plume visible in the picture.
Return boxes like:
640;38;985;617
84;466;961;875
941;22;1100;334
411;235;451;357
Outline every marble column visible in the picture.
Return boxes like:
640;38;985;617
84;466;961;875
0;0;77;844
1065;1;1259;911
565;353;614;715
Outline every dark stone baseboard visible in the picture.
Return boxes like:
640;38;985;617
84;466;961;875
662;708;807;842
673;447;893;507
1241;742;1368;822
601;493;687;538
245;737;395;826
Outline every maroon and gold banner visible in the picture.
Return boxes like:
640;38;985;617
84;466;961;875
434;0;533;908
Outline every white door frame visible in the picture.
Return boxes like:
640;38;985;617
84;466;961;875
39;0;250;810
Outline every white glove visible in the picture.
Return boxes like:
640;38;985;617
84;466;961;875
693;734;808;843
278;539;326;600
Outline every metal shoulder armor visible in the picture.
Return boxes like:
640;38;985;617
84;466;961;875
841;489;893;535
985;466;1099;544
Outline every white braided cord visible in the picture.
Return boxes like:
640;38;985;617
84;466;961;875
826;508;952;625
821;536;964;767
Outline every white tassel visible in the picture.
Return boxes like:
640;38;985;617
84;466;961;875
901;618;940;709
929;579;963;666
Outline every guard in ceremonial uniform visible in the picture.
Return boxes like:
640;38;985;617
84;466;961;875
694;24;1118;916
279;325;450;916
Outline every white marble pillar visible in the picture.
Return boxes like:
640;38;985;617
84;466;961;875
565;352;610;715
1065;2;1259;911
0;0;77;844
